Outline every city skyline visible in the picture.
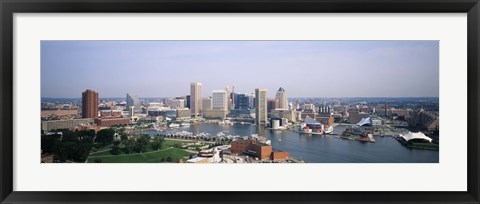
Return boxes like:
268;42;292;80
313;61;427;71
41;41;439;98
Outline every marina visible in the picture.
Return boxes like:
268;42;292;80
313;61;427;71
142;123;439;163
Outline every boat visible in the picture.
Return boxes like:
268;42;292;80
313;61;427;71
169;123;180;128
324;126;334;134
218;121;225;125
278;139;282;141
180;122;190;127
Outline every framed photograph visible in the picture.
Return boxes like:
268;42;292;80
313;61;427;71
1;0;479;203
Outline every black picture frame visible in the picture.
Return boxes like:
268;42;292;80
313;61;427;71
1;0;479;203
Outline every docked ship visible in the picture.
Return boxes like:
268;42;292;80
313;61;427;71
324;125;334;134
169;123;180;128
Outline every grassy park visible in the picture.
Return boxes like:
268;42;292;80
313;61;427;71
87;140;194;163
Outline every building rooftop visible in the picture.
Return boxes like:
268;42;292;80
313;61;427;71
186;157;207;163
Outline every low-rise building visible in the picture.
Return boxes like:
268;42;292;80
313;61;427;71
271;109;296;122
41;154;54;163
203;109;229;119
176;108;191;119
95;117;130;127
271;151;289;161
41;118;94;131
186;157;209;163
231;138;272;161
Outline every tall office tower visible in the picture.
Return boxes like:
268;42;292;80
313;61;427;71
267;99;279;113
202;97;213;111
82;89;99;118
185;95;191;109
275;87;288;109
255;88;268;126
230;85;236;110
212;90;228;110
225;84;230;110
235;94;253;110
126;93;141;114
385;101;388;117
190;82;202;116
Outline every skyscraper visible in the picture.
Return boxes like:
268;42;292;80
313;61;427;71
275;87;288;109
235;93;254;110
255;88;268;126
185;95;191;109
82;89;98;118
190;82;202;117
202;97;213;111
267;99;279;113
212;90;228;110
126;93;141;113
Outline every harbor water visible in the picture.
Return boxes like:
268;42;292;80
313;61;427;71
143;123;439;163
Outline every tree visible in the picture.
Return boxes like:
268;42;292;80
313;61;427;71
123;139;136;154
111;145;121;155
151;137;164;151
120;133;128;142
61;130;78;143
95;128;115;145
41;134;61;153
166;156;173;162
134;135;150;153
78;129;95;138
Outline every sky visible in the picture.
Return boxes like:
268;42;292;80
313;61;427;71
41;41;439;98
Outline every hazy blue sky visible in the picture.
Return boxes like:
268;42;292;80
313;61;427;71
41;41;439;98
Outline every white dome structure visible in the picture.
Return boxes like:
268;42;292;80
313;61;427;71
400;132;433;143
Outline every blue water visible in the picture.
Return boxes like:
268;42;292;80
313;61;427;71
143;123;439;163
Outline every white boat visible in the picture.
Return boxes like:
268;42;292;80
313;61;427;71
169;123;180;128
180;123;190;127
324;126;334;134
218;121;225;125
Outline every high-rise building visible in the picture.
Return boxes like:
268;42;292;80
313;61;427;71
170;99;185;109
190;82;202;116
212;90;228;110
229;85;235;110
202;97;213;111
185;95;191;109
126;93;141;114
225;84;231;110
255;88;268;126
267;99;279;113
275;87;288;109
82;89;99;118
235;93;254;110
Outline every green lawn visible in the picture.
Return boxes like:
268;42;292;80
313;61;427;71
86;139;193;163
86;148;193;163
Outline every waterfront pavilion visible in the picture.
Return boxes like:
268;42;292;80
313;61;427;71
356;117;372;126
400;132;433;143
